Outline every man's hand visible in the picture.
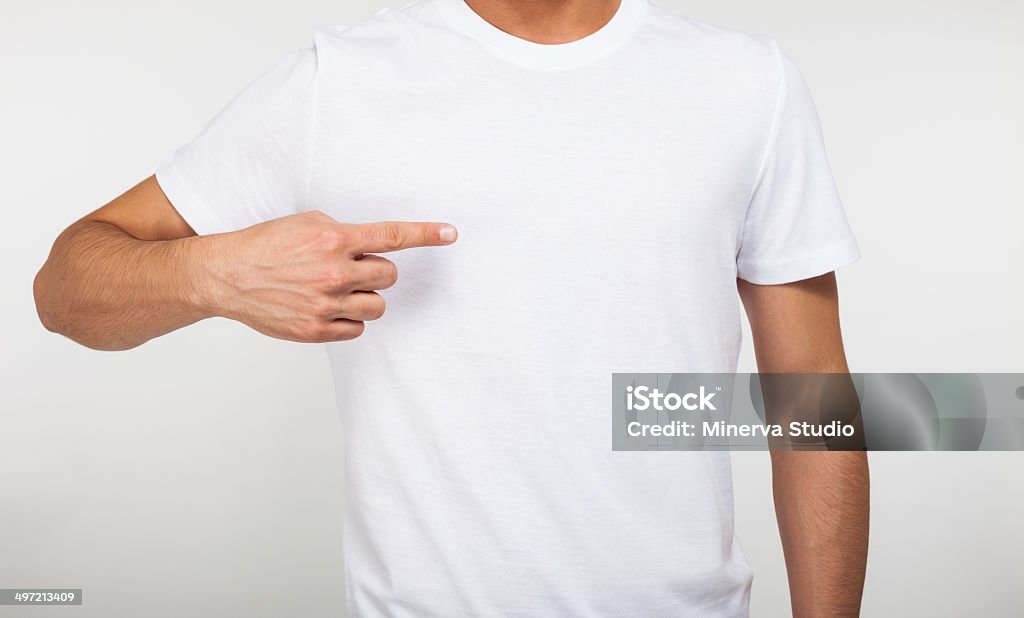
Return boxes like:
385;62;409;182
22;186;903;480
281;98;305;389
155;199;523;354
33;176;457;350
208;212;457;343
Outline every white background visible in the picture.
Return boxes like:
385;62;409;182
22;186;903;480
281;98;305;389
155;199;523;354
2;0;1022;616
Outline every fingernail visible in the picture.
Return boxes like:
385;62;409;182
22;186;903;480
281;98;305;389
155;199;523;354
439;225;458;243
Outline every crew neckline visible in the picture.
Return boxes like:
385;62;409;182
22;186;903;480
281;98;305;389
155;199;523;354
436;0;648;70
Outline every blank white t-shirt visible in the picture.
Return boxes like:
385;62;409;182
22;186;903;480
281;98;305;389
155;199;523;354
156;0;859;615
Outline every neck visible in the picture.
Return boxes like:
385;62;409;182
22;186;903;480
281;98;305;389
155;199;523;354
461;0;623;44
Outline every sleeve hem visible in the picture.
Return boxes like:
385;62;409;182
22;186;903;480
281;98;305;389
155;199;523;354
737;236;861;285
154;161;231;237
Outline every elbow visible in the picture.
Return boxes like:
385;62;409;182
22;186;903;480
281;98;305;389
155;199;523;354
32;227;144;351
33;264;61;334
32;262;123;350
33;264;94;346
33;222;157;352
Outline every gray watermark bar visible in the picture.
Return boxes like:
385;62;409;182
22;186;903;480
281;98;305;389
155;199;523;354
612;373;1024;451
0;589;82;605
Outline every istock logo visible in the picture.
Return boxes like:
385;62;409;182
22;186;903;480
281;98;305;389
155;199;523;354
626;385;717;412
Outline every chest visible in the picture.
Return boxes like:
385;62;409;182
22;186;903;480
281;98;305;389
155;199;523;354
311;62;760;365
310;66;759;238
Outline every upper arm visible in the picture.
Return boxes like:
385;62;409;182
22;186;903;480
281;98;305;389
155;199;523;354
93;46;319;242
737;272;849;373
85;175;196;241
736;46;858;286
152;46;320;237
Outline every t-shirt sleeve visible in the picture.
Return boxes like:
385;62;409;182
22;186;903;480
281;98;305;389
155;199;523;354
155;46;320;236
735;47;860;285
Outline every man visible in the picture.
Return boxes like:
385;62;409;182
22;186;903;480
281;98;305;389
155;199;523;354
34;0;868;615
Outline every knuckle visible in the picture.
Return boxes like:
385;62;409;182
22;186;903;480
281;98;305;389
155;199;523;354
325;266;352;291
313;226;342;252
332;228;353;249
304;210;336;224
312;296;336;319
381;224;404;250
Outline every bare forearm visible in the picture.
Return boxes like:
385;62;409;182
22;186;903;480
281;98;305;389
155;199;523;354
738;274;869;615
34;220;214;350
773;450;869;617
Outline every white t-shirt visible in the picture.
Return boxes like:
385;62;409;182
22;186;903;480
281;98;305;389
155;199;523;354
156;0;859;615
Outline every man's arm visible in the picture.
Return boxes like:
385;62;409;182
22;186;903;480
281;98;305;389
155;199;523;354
33;176;457;350
738;273;869;618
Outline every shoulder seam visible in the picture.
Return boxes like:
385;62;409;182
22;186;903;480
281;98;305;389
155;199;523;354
743;38;787;210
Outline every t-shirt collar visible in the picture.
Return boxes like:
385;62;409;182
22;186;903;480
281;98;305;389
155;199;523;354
436;0;648;70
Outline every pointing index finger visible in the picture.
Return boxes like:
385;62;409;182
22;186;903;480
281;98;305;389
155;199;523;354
344;221;458;255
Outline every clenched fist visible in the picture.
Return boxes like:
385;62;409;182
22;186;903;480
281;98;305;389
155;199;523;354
208;211;457;343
